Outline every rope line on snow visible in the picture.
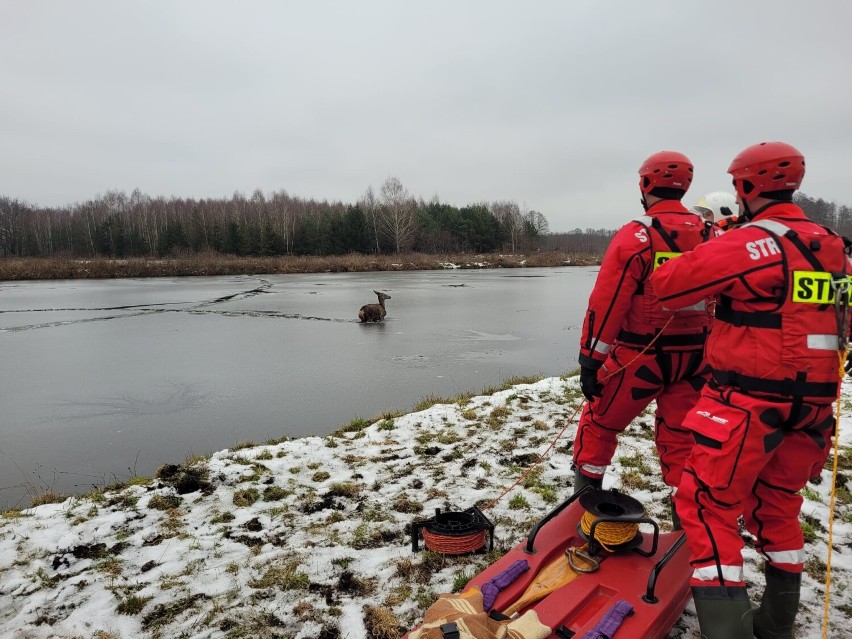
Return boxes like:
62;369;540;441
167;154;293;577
484;316;676;511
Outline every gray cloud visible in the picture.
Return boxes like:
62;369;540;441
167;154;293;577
1;0;850;231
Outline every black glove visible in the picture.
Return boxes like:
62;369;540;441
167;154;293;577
846;351;852;377
580;365;604;401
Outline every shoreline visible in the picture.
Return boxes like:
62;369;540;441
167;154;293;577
1;374;851;638
7;375;550;513
0;252;599;281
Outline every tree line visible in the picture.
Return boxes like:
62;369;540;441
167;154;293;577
538;193;852;255
0;177;554;259
539;193;852;257
1;180;846;261
793;193;852;237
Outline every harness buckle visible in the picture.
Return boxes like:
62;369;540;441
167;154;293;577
830;272;850;350
830;273;850;298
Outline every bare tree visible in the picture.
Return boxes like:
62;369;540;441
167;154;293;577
490;200;523;252
32;208;54;255
359;185;381;253
522;209;550;251
130;188;155;253
377;176;417;253
269;189;291;253
0;197;27;256
525;209;549;235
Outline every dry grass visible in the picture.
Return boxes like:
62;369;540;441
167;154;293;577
29;491;68;507
233;488;260;507
0;251;593;281
249;561;310;590
363;604;402;639
148;494;182;511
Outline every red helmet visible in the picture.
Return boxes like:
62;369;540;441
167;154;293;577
727;141;805;202
638;151;693;194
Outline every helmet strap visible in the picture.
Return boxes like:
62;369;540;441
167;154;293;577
742;199;784;221
752;200;786;217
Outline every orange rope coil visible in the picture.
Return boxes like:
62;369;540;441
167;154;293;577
422;529;487;555
579;511;640;552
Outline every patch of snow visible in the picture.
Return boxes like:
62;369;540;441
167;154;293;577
1;376;851;638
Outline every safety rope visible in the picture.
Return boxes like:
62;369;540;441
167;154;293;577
600;315;675;384
482;410;577;510
823;271;849;639
482;315;677;511
579;511;639;552
422;528;487;555
427;316;679;555
822;347;847;639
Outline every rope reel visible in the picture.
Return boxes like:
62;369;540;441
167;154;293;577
411;506;495;555
576;489;645;553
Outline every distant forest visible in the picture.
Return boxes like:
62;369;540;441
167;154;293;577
0;177;847;259
0;177;562;259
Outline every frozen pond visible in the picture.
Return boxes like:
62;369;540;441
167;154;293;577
0;267;597;507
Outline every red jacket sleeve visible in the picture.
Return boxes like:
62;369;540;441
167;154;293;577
579;222;651;368
650;228;782;308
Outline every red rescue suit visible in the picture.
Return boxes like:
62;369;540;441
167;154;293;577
650;202;851;587
574;201;714;488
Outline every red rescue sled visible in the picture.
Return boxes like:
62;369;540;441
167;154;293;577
406;488;692;639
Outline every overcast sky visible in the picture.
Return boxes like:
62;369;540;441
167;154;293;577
2;1;850;231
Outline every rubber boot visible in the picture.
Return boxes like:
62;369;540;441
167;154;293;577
691;585;753;639
753;564;801;639
669;495;682;531
572;468;602;494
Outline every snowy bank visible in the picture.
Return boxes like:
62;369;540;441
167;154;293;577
2;375;852;639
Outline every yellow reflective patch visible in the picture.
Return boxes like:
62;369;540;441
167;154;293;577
654;251;681;269
791;271;852;304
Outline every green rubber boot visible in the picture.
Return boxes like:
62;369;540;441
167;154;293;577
753;564;801;639
572;468;603;494
692;585;753;639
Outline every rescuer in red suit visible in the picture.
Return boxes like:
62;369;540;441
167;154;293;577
650;141;851;639
573;151;716;530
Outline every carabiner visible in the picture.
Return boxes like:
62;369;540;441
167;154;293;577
566;546;600;573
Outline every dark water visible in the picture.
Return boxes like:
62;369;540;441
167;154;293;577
0;267;596;507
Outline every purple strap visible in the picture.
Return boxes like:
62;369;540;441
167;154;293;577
583;599;634;639
481;559;530;611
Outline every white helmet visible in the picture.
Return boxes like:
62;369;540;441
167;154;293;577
690;191;738;221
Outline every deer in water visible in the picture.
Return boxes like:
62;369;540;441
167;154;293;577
358;290;391;322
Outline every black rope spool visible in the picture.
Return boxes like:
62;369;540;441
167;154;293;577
411;506;495;554
576;489;647;552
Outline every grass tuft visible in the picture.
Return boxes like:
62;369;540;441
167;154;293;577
117;594;152;615
148;494;182;511
233;488;260;507
363;604;402;639
30;491;68;507
326;482;361;498
334;417;371;436
263;485;290;501
249;561;310;590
